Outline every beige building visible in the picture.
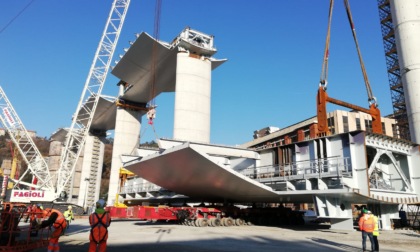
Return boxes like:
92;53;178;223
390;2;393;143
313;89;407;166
243;110;397;149
0;128;37;138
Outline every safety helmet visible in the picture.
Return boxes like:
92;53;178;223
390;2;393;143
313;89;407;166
68;205;72;210
96;199;106;208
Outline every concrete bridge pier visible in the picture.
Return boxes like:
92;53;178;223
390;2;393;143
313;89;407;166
107;106;143;206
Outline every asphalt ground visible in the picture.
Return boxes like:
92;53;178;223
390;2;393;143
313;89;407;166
31;219;420;252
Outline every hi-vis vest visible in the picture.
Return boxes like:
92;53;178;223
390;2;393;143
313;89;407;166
359;215;375;232
373;215;379;236
44;208;67;238
89;212;111;243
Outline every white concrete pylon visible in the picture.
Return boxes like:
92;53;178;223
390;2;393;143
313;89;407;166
107;107;142;206
173;52;212;143
391;0;420;144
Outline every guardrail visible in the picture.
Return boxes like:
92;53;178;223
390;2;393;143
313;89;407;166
239;156;352;182
121;182;162;194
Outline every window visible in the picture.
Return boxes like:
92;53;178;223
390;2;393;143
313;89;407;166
328;117;335;134
343;115;349;132
392;123;399;138
365;119;372;133
356;118;361;130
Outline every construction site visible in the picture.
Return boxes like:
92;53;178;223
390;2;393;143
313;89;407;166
0;0;420;251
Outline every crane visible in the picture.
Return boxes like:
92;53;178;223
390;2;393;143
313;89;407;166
56;0;131;201
7;141;20;189
0;86;55;201
317;0;382;136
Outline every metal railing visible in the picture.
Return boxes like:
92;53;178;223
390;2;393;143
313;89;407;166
121;181;161;194
239;156;352;182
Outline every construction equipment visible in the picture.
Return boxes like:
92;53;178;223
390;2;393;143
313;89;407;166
0;202;51;251
377;0;410;140
0;0;130;214
0;87;85;217
107;204;308;227
7;141;20;189
56;0;131;204
114;167;134;208
317;0;382;136
0;86;55;201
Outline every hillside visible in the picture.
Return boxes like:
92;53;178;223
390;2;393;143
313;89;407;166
0;134;114;198
1;135;157;198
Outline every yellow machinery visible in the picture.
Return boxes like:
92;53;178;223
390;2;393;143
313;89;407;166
114;167;135;207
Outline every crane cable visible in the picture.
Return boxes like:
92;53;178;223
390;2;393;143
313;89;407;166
146;0;162;145
343;0;377;107
147;0;162;118
320;0;334;89
0;0;36;36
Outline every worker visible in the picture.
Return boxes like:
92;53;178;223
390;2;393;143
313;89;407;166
28;204;44;236
373;213;380;251
38;208;67;252
89;199;111;252
358;209;376;252
63;205;75;230
24;204;36;223
30;204;44;222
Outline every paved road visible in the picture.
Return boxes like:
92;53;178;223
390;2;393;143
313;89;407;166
32;219;420;252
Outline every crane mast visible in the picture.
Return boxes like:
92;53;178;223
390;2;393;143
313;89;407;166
56;0;131;200
0;86;53;191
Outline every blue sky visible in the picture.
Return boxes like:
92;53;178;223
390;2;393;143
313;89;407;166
0;0;392;146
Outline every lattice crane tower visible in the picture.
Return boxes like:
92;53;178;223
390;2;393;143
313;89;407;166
56;0;131;204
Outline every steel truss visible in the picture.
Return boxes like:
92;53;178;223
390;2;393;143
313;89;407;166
56;0;131;200
0;86;53;190
377;0;410;140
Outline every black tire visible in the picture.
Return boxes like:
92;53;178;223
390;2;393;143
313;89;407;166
210;218;221;227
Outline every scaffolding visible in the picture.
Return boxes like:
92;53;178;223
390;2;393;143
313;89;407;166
377;0;410;140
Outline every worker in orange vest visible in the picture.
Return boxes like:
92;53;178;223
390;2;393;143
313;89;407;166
358;209;376;252
28;204;44;236
89;199;111;252
29;204;44;223
38;208;67;252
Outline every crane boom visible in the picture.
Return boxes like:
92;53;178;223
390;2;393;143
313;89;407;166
0;86;53;191
56;0;131;200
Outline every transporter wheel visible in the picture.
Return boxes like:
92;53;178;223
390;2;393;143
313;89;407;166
208;218;214;227
197;218;209;227
235;218;245;226
210;218;221;227
224;217;234;227
220;217;227;226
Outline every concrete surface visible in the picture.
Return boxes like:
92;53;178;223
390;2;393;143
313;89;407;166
33;219;420;252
